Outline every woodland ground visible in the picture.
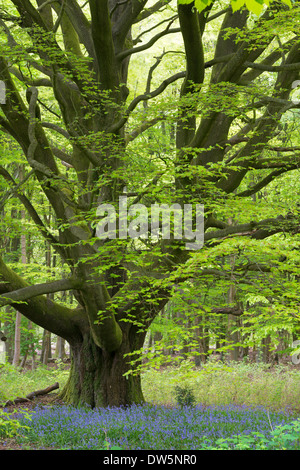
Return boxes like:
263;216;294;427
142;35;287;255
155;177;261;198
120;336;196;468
0;359;300;450
0;394;64;450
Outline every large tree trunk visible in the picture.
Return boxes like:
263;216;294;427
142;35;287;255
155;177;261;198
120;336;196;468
60;328;146;408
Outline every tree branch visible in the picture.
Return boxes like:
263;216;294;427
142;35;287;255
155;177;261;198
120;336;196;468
237;165;300;197
0;165;67;260
89;0;117;90
61;0;96;61
176;3;205;151
204;215;297;243
125;116;165;144
108;53;233;134
116;21;180;61
133;14;178;44
133;0;172;23
108;71;186;133
0;278;83;308
41;121;70;139
244;60;300;73
216;38;300;193
0;256;86;342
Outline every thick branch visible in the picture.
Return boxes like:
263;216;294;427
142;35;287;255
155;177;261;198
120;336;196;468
0;165;67;260
0;257;86;342
204;215;296;243
41;121;70;139
62;0;96;60
176;3;205;150
212;306;244;316
217;39;300;193
0;278;83;308
237;166;300;197
89;0;117;89
244;60;300;73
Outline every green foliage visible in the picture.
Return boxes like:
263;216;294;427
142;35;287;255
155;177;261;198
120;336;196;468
0;363;299;449
201;419;300;450
174;384;196;407
178;0;292;16
16;402;297;450
0;408;31;439
142;362;300;410
0;0;300;408
0;362;68;405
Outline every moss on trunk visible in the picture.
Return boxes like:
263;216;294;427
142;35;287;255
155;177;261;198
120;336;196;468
60;329;145;408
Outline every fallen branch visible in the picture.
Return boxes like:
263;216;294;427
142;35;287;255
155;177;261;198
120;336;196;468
3;382;59;407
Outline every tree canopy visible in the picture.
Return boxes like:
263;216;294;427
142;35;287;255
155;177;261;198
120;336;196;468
0;0;300;406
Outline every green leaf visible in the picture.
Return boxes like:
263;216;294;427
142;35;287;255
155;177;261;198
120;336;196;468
231;0;247;11
181;0;292;15
194;0;213;12
245;0;265;15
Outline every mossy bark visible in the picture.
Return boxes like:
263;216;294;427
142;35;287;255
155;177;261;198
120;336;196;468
60;328;146;408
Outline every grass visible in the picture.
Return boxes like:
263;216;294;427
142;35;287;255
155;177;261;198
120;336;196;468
0;361;69;404
0;360;300;450
142;360;300;411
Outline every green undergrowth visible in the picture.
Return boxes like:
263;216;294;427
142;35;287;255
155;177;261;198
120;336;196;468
1;403;300;450
0;361;69;404
142;361;300;412
0;360;300;450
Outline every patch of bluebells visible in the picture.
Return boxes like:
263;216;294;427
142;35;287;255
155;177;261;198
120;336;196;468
14;403;298;450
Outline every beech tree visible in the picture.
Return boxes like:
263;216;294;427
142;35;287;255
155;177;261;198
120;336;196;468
0;0;300;407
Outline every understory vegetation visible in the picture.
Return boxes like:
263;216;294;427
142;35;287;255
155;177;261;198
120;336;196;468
1;0;300;444
0;361;300;450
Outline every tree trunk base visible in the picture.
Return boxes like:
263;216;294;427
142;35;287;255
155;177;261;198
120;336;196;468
59;333;145;408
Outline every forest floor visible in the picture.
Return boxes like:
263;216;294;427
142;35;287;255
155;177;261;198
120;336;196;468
0;393;64;450
1;358;300;450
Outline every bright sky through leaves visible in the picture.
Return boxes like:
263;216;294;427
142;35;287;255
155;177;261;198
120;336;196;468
178;0;292;16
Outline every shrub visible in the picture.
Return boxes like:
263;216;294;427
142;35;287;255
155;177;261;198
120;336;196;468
201;418;300;450
0;409;31;439
174;385;196;408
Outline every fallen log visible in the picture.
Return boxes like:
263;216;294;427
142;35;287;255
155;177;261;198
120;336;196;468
3;382;59;407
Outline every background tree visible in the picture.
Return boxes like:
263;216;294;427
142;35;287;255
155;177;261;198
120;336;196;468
0;0;299;407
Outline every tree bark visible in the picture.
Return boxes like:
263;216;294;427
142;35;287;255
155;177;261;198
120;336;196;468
40;329;51;365
12;311;21;367
60;327;146;408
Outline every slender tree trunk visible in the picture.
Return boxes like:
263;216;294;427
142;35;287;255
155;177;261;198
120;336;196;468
227;311;239;362
40;329;51;364
227;218;239;362
3;314;13;363
262;335;272;363
194;314;209;365
13;206;27;367
40;237;54;364
55;336;66;360
12;311;21;366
